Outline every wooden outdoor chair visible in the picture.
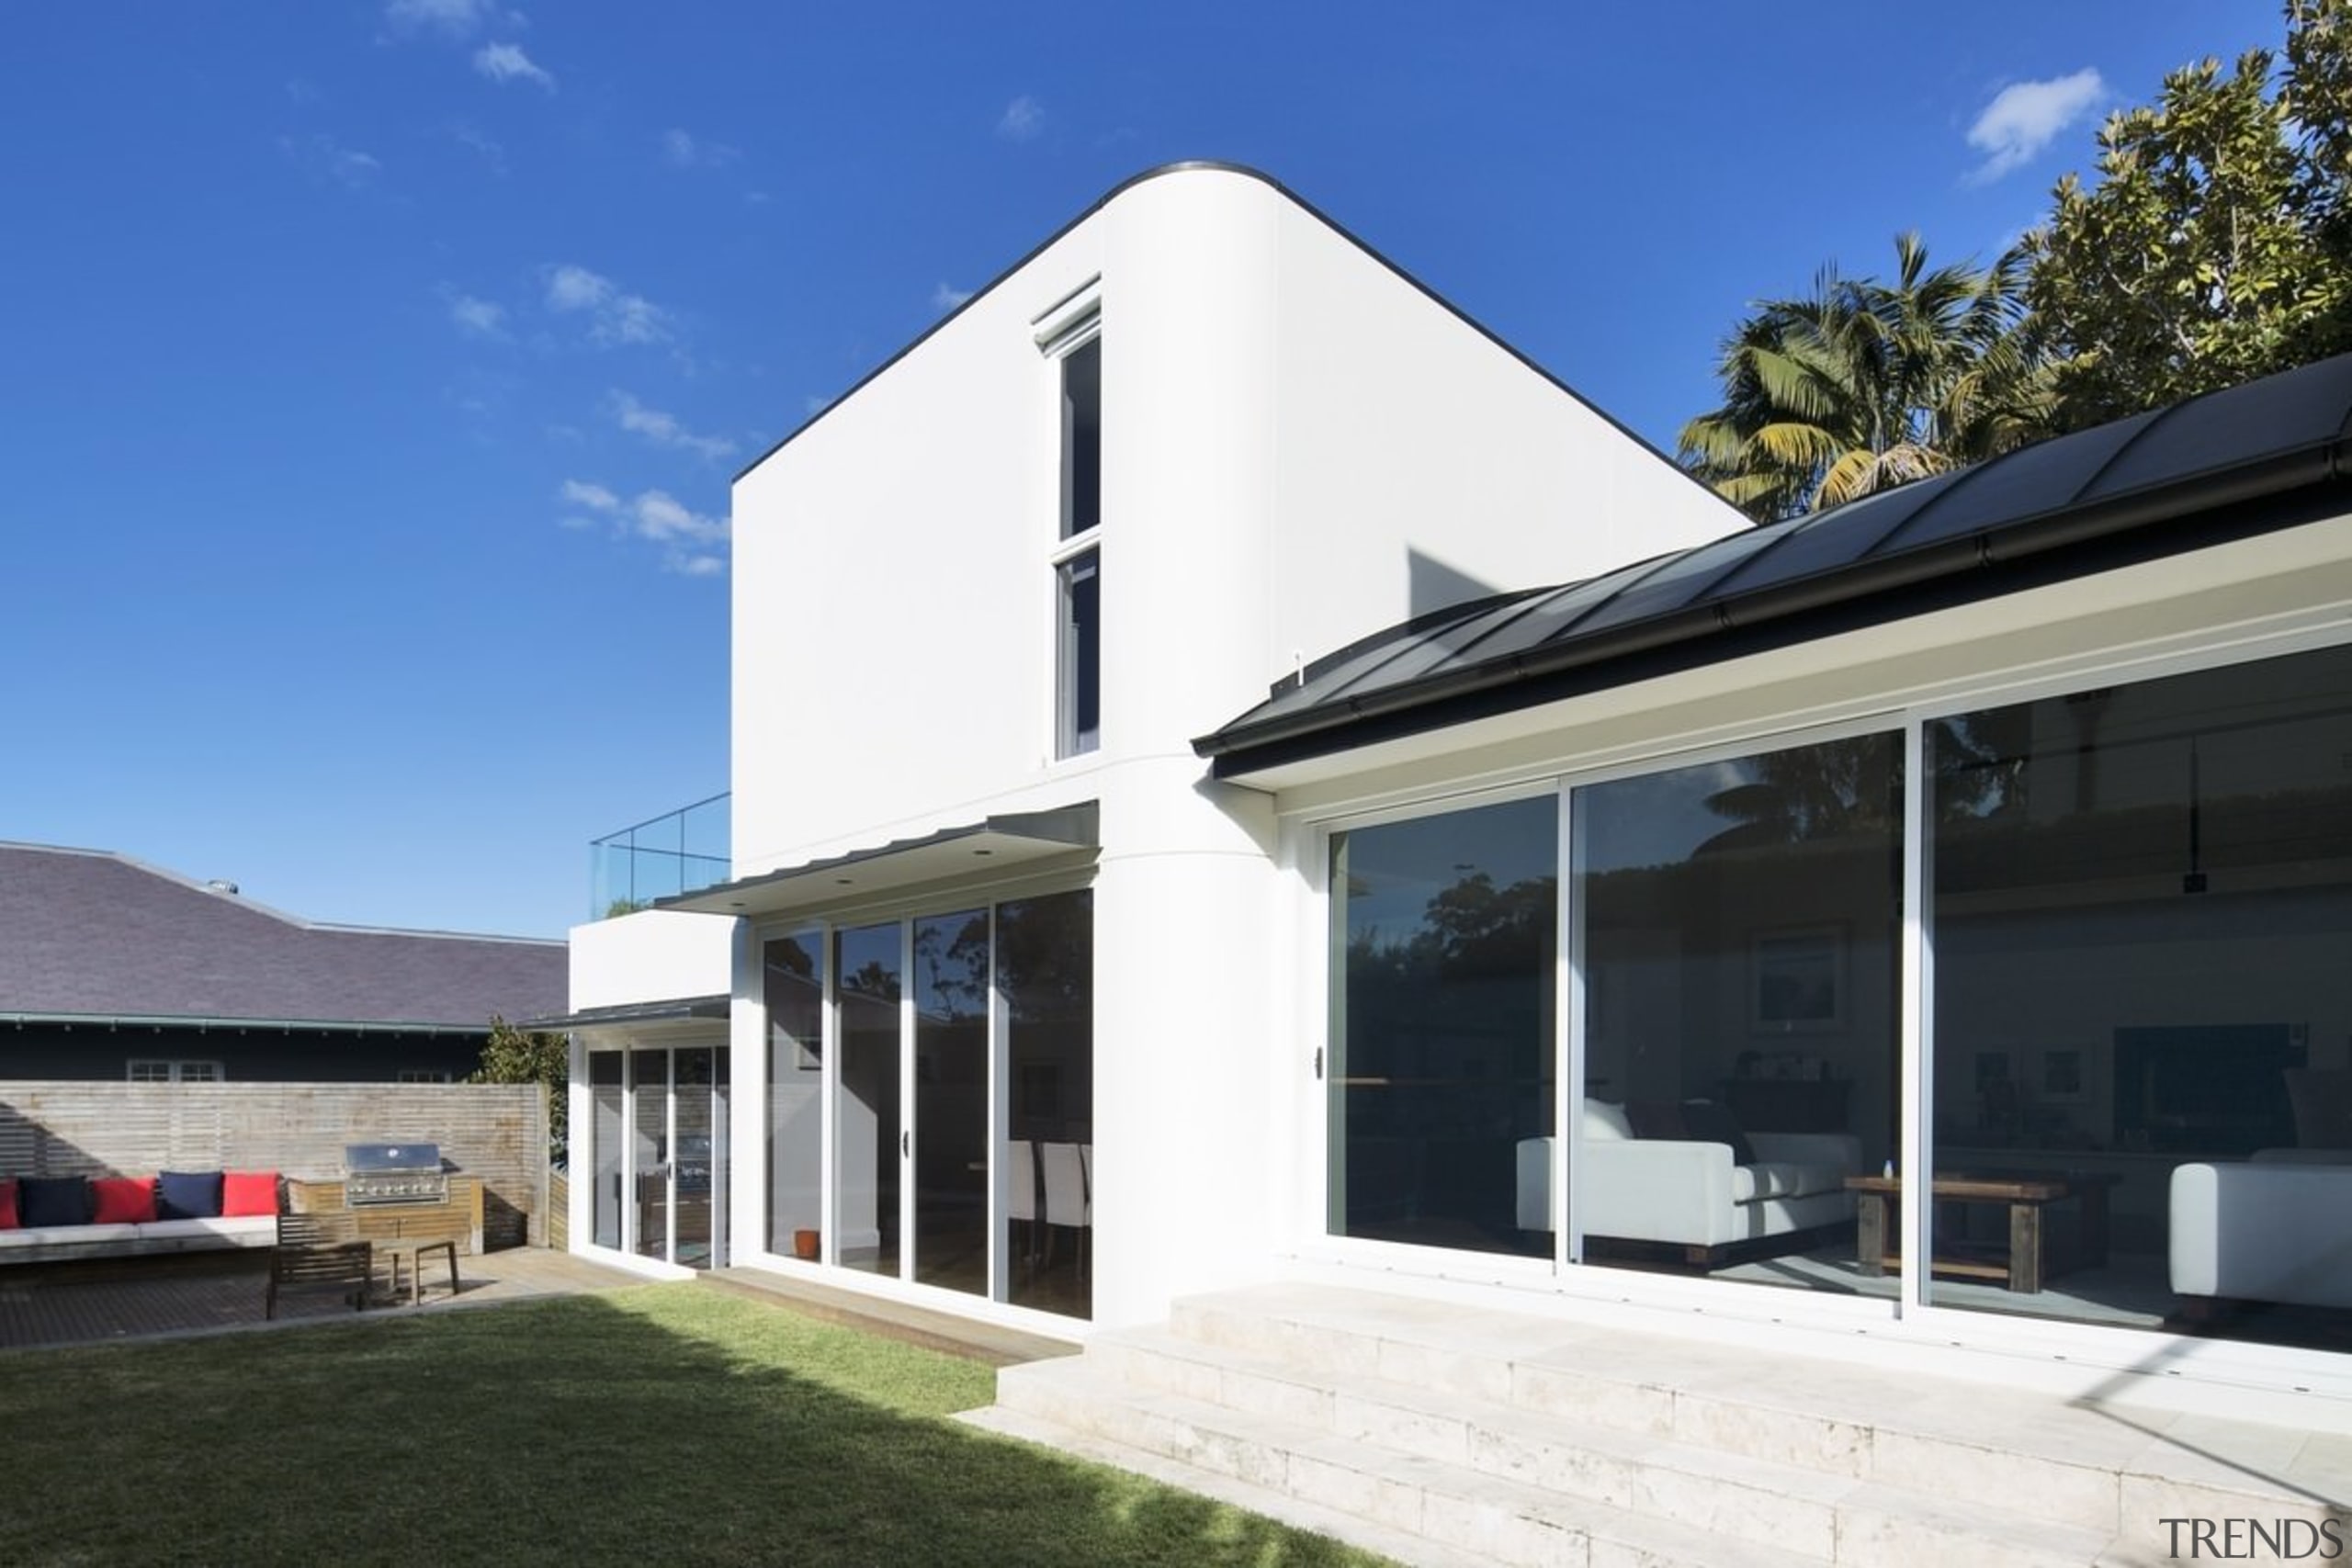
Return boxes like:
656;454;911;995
266;1212;374;1318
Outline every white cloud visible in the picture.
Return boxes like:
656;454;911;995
662;128;741;169
931;282;974;311
608;390;737;460
629;489;728;546
449;121;507;175
542;265;673;346
997;95;1045;141
473;41;555;91
634;490;733;577
544;264;610;313
447;292;507;339
559;479;621;513
279;134;381;190
385;0;499;35
1966;68;2107;185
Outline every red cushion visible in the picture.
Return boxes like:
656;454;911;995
91;1176;158;1224
0;1179;17;1231
220;1170;278;1217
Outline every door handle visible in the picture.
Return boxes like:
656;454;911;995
901;1130;910;1158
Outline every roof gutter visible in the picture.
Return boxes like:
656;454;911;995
1196;440;2347;770
1;1012;501;1037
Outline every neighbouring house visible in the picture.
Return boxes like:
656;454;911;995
549;163;2352;1418
0;840;565;1083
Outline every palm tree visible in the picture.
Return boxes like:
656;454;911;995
1679;235;2052;525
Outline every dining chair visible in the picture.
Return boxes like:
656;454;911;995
1040;1140;1090;1280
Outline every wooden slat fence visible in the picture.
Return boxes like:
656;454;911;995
0;1083;548;1250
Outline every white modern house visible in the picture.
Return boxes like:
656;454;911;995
549;164;2352;1562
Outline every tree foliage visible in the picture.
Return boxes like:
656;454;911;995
2027;0;2352;424
1678;235;2051;524
470;1013;570;1167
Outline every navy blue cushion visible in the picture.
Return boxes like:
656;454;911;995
156;1169;224;1221
1679;1100;1758;1167
1624;1101;1687;1141
19;1175;91;1228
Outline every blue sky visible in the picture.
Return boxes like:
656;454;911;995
1;2;2284;940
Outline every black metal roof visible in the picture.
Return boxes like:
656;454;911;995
0;841;566;1032
1196;353;2352;776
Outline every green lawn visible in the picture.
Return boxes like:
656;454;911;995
0;1283;1393;1567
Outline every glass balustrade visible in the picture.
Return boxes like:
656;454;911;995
588;792;730;918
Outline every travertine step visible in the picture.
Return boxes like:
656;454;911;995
1163;1284;2350;1546
993;1352;2116;1567
979;1284;2352;1565
958;1404;1502;1568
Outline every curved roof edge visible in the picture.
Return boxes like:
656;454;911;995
732;162;1719;507
1196;354;2352;777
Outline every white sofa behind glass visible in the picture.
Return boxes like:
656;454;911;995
2169;1148;2352;1310
1516;1099;1860;1265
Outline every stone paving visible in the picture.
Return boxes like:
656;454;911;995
0;1244;642;1349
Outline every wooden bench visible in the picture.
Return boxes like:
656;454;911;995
266;1213;373;1318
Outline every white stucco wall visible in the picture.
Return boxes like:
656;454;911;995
1264;194;1742;682
704;164;1756;1329
568;909;736;1010
726;164;1743;876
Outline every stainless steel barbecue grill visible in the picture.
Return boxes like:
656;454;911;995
342;1142;447;1206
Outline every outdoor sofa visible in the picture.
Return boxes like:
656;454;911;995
0;1169;280;1265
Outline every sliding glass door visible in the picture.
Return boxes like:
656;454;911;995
1572;731;1900;1291
1924;641;2352;1343
1001;890;1093;1317
784;887;1095;1319
833;921;903;1277
765;929;824;1260
913;909;990;1296
586;1041;729;1270
1317;637;2352;1356
1327;795;1557;1258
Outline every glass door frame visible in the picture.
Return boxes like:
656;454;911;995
758;868;1093;1316
824;906;1005;1298
590;1035;730;1272
1299;711;1915;1318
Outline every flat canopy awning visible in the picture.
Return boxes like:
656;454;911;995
521;995;731;1032
661;802;1098;920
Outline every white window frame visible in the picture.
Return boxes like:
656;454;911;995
1041;288;1102;762
127;1059;225;1084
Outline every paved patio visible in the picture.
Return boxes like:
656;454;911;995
0;1245;643;1349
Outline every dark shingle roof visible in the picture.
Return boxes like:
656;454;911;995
0;842;565;1032
1196;353;2352;775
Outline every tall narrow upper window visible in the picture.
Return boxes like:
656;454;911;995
1060;337;1101;539
1058;548;1100;756
1054;330;1102;757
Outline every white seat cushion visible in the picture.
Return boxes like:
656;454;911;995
1729;1160;1848;1203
